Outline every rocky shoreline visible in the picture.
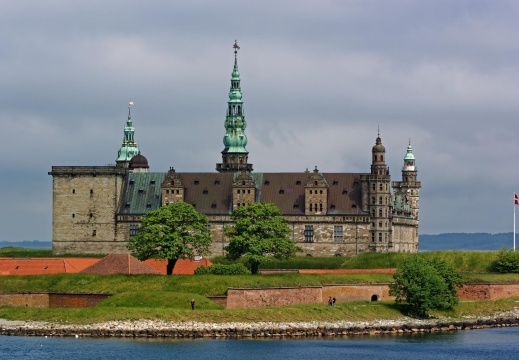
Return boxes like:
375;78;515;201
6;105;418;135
2;311;519;338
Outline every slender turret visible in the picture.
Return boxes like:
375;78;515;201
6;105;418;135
216;41;253;173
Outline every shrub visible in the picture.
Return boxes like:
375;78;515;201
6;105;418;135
194;263;252;275
491;248;519;273
389;255;462;318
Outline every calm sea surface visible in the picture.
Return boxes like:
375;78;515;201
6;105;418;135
1;327;519;360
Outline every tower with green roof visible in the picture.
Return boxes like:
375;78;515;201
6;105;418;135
116;102;140;167
216;41;253;173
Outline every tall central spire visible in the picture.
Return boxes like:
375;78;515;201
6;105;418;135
216;40;253;173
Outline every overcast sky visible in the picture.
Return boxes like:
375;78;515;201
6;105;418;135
1;0;518;241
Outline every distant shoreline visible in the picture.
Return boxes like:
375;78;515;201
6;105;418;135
2;312;519;338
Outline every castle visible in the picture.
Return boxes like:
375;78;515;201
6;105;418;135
49;42;421;256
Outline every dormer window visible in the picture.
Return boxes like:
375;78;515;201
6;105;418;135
342;189;348;195
194;180;199;185
211;203;217;209
333;180;338;185
296;180;301;185
203;189;208;194
215;179;220;185
279;188;285;194
264;180;270;185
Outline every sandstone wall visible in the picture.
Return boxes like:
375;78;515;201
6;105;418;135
50;166;126;255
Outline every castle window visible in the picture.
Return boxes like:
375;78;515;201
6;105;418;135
242;203;245;207
90;189;93;194
354;180;359;186
242;181;245;185
138;189;144;193
146;203;151;208
264;180;270;185
125;203;130;208
352;204;357;208
320;190;323;194
89;213;93;218
211;203;217;209
247;189;251;194
296;180;301;185
279;188;284;194
194;180;199;185
304;225;314;243
379;221;382;228
379;184;383;191
150;180;155;185
130;180;135;185
92;230;96;237
330;203;335;209
72;189;75;194
166;190;169;194
379;233;382;242
293;202;299;209
72;213;75;218
342;189;348;195
314;181;318;186
203;189;208;194
192;203;196;208
319;203;323;212
379;196;382;205
129;224;139;238
176;190;180;194
372;196;375;204
333;180;338;185
334;225;343;242
371;233;375;242
237;189;240;194
379;209;382;217
215;179;220;185
381;155;384;161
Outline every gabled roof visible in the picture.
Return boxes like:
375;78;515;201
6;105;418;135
79;254;162;275
121;171;367;217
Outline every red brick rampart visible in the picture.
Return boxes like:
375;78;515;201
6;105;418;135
224;283;519;309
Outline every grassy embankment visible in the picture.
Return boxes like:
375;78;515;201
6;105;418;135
1;249;517;324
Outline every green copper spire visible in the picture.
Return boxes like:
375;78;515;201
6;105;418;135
116;101;140;167
216;41;253;173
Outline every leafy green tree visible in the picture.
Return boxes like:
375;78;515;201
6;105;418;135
491;248;519;273
389;255;462;318
224;202;301;274
128;202;212;275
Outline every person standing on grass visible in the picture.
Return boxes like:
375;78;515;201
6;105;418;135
332;297;336;306
191;299;195;310
327;296;332;306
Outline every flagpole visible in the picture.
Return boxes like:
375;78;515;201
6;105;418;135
515;195;516;252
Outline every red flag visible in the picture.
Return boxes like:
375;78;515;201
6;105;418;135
515;193;519;205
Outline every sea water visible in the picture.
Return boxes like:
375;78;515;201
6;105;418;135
1;327;518;360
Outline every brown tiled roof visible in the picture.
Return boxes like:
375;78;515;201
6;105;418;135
79;254;162;275
178;173;234;215
0;258;98;276
257;172;365;215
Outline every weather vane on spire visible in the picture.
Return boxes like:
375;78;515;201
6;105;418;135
233;40;240;55
128;101;134;118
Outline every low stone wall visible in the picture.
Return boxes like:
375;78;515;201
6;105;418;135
1;316;519;338
0;293;109;308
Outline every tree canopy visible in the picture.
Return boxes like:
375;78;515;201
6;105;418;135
389;255;462;318
224;202;301;274
127;202;212;274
